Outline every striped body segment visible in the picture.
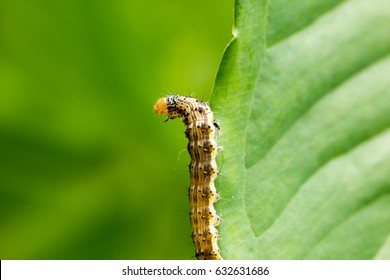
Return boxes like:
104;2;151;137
154;95;222;260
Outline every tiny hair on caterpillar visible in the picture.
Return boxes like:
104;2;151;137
154;95;222;260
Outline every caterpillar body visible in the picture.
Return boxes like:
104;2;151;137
154;95;222;260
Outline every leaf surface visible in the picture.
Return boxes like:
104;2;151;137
211;0;390;259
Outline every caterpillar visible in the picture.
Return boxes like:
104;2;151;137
154;95;222;260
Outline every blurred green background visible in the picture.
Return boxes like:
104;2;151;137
0;0;233;259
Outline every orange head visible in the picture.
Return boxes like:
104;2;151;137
154;97;168;115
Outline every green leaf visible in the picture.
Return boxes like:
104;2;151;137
211;0;390;259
